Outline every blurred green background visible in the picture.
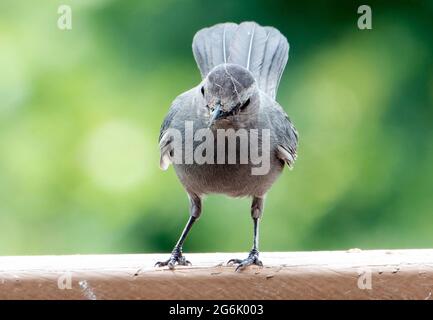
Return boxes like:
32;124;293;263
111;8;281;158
0;0;432;255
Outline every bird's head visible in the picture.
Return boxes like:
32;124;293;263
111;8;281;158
200;64;258;127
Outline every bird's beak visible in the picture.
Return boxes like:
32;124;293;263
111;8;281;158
208;104;224;127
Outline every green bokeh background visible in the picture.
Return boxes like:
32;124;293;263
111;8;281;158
0;0;432;255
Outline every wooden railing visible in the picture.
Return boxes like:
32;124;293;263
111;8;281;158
0;249;432;299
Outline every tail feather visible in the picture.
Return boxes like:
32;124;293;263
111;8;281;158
192;22;289;100
227;22;268;81
192;23;237;79
259;27;289;100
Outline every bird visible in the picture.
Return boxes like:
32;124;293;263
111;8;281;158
156;21;298;271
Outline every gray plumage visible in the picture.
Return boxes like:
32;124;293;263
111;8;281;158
192;22;289;99
156;21;298;270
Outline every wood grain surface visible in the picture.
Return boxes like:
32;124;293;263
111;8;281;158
1;250;433;299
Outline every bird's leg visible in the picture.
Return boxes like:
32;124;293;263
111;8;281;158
155;194;201;269
155;216;196;269
228;196;264;272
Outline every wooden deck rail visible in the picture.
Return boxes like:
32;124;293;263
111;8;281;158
1;249;433;299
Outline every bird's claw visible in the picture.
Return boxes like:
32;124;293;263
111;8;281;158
227;250;263;272
155;251;191;270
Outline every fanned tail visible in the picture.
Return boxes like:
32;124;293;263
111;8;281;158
192;21;289;100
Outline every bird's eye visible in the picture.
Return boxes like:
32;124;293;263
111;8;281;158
240;98;250;110
201;86;205;96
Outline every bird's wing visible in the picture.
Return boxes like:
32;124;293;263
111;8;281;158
159;97;183;170
269;102;298;168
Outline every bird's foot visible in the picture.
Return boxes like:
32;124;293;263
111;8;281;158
227;249;263;272
155;248;191;270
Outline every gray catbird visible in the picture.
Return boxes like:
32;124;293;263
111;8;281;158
156;22;298;271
